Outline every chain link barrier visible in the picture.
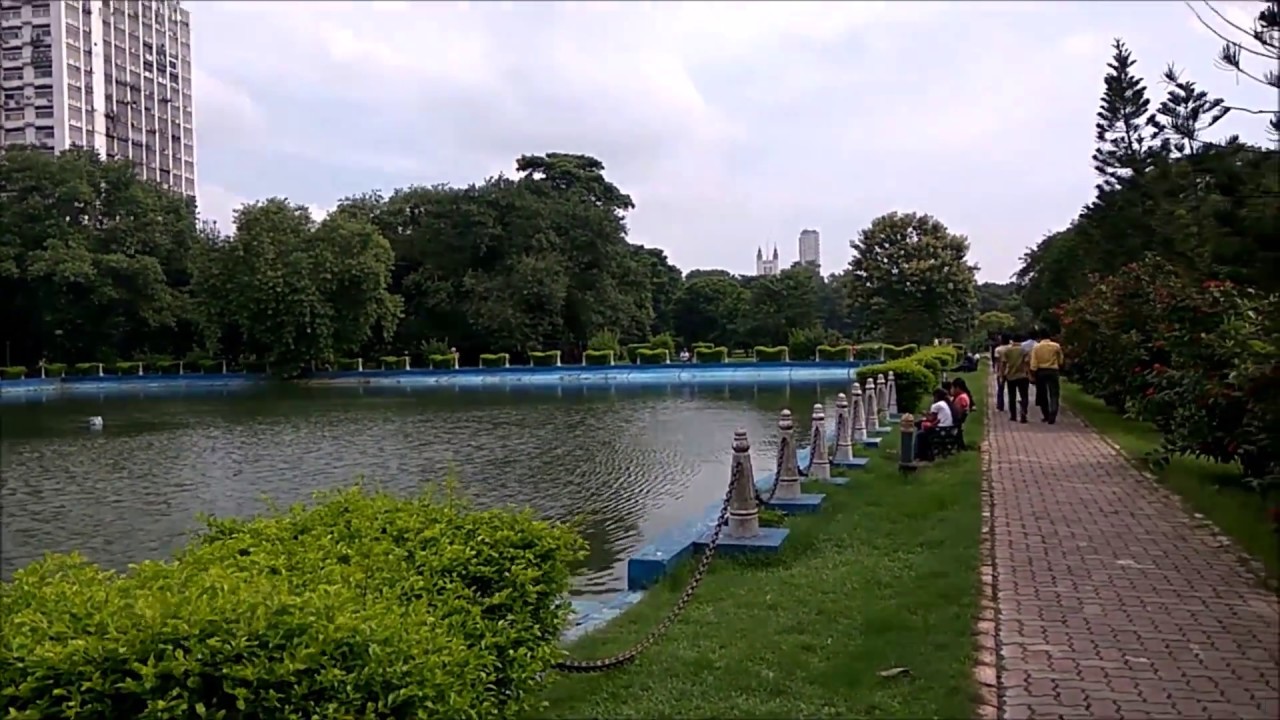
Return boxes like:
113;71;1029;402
753;435;789;506
553;461;741;674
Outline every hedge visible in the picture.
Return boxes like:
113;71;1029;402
430;353;458;370
335;358;363;371
690;342;715;352
197;359;224;373
857;359;936;415
753;346;788;362
636;348;669;364
625;343;651;363
854;343;887;361
583;350;614;366
695;346;728;363
816;344;852;361
0;486;586;719
480;353;510;368
649;334;677;353
1;366;26;380
884;344;919;360
529;350;561;367
114;361;143;375
381;355;410;370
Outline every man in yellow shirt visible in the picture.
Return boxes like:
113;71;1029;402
1029;329;1065;424
1002;333;1031;423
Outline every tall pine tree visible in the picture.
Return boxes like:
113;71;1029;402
1092;39;1157;188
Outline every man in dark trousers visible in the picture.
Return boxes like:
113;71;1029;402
1029;328;1064;424
1002;332;1031;423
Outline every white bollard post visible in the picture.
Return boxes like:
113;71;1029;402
865;379;879;432
877;373;889;424
727;429;761;539
808;403;831;480
851;381;867;442
774;410;802;500
833;393;854;463
887;371;899;415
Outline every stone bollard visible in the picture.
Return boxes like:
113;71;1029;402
774;410;802;499
833;393;854;463
887;371;899;416
876;373;889;422
808;403;831;480
727;428;761;539
864;378;879;431
850;382;867;442
898;413;917;468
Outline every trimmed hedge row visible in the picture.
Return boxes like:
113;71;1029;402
753;345;788;362
0;486;586;718
695;346;729;363
857;345;959;414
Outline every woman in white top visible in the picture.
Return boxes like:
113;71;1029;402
915;388;954;461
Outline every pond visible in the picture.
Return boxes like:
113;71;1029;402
0;382;844;596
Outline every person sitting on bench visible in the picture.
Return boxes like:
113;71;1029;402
915;388;955;462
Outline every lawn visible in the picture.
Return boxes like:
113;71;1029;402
1061;383;1278;581
532;372;987;719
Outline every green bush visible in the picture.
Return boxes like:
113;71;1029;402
381;355;409;370
753;346;789;362
114;361;143;375
635;348;669;364
430;353;458;370
624;343;651;363
1;366;27;380
153;360;182;374
884;344;919;360
529;350;561;367
335;358;363;371
816;344;853;361
43;363;67;377
587;329;621;355
649;333;677;354
690;342;714;352
0;485;586;719
857;360;936;415
73;362;103;376
695;346;728;363
583;350;614;366
480;353;510;368
909;353;944;383
197;359;224;374
787;327;838;362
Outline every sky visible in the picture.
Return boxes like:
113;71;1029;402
190;0;1277;283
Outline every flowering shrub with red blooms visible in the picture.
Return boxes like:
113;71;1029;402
1062;255;1280;493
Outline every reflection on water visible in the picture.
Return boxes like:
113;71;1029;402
0;381;843;596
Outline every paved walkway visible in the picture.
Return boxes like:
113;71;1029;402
984;376;1280;719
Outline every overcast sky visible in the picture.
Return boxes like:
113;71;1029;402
190;0;1276;282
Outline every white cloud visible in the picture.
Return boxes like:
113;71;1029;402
187;0;1278;281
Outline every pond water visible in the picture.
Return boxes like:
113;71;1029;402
0;382;843;596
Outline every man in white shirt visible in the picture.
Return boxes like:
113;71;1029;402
915;388;954;461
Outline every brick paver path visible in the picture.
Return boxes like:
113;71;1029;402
985;376;1280;719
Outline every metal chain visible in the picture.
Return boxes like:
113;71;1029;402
754;435;789;506
553;462;739;673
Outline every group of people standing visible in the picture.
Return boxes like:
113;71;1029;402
991;330;1064;424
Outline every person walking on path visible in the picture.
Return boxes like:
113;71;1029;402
983;373;1279;719
1002;333;1031;423
993;333;1012;414
1029;328;1064;424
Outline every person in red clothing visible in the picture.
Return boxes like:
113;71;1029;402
950;377;973;419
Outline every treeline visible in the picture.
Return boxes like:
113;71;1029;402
0;149;983;372
1015;29;1279;491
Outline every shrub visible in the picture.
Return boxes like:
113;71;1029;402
381;355;410;370
587;329;621;355
583;350;614;366
43;363;67;377
480;353;510;368
243;359;269;373
690;342;714;352
649;333;677;354
73;362;103;376
530;350;561;367
197;359;224;374
153;360;182;374
857;360;935;414
1;366;27;380
753;346;789;362
114;361;143;375
695;346;728;363
816;344;853;361
636;348;669;364
419;338;451;363
787;327;840;363
0;485;586;719
910;353;945;383
335;358;363;371
430;353;458;370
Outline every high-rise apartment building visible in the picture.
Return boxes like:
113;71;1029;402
798;229;820;272
755;245;779;276
1;0;196;197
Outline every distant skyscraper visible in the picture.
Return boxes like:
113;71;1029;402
798;229;820;272
755;245;779;276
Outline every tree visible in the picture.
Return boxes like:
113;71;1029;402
846;212;978;344
1093;39;1158;186
740;266;824;346
671;276;748;348
1184;0;1280;143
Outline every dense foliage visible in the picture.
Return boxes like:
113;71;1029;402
1017;25;1280;493
0;149;980;372
0;486;586;719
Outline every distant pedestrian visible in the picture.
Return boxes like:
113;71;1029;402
1002;332;1031;423
993;333;1013;413
1029;328;1064;424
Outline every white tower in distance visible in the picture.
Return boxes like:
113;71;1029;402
755;245;780;276
798;229;820;273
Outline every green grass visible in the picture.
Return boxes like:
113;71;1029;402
532;372;987;719
1061;383;1278;581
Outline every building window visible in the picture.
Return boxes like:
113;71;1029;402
3;110;23;122
0;30;20;41
1;69;22;81
35;108;53;119
32;6;52;19
0;10;21;21
1;50;21;62
34;66;53;79
36;128;55;140
4;130;27;143
34;89;52;100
